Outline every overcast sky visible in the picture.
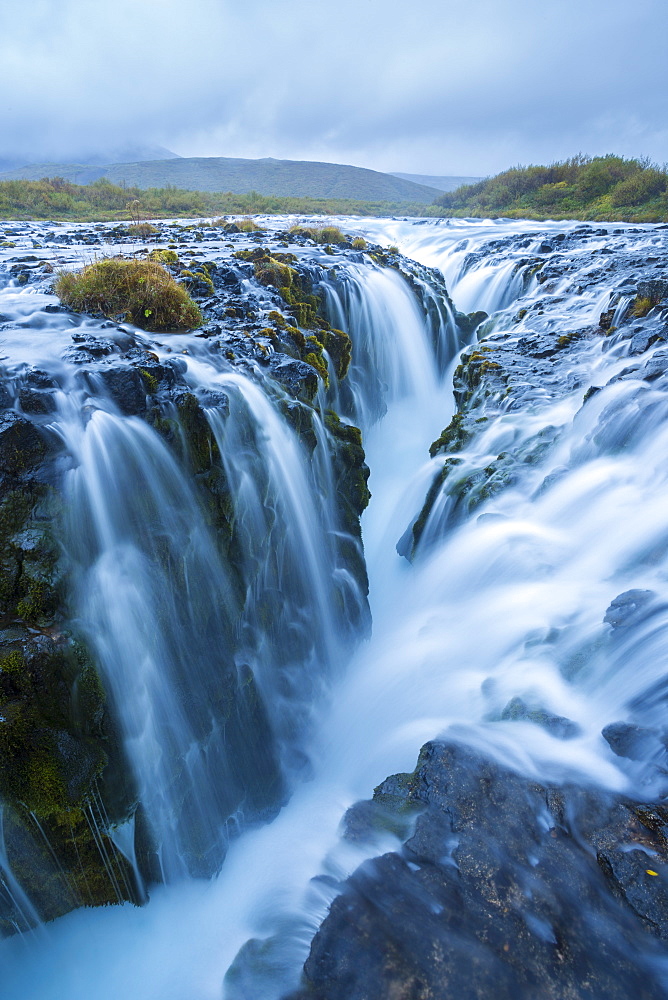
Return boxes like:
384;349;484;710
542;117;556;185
1;0;667;176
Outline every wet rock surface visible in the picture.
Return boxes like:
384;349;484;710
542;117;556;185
289;740;668;1000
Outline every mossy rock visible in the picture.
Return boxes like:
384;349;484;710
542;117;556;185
148;249;179;265
159;391;222;476
181;266;214;297
322;327;352;381
0;485;65;625
324;411;371;528
0;412;46;478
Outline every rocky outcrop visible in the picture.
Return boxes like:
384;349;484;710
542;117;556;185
289;740;668;1000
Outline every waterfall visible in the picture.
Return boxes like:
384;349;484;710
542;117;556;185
0;807;43;936
58;396;255;880
202;372;361;774
320;263;452;428
2;217;668;998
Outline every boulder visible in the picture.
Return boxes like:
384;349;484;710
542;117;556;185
290;741;668;1000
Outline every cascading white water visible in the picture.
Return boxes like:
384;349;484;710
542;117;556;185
2;217;668;998
57;396;249;880
321;264;447;428
0;807;44;936
200;371;363;773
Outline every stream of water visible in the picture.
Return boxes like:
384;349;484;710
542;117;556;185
1;216;668;996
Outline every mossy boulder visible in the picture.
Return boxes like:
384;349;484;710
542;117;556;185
0;413;46;478
324;411;371;533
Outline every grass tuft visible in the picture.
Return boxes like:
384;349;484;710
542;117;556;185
127;222;159;236
54;257;202;331
289;224;348;244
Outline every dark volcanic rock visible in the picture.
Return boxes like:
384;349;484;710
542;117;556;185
0;412;46;477
638;279;668;303
604;589;657;629
269;353;319;402
290;741;668;1000
19;387;56;414
95;365;148;415
602;722;662;761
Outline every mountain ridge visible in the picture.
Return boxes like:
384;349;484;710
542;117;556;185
0;156;442;204
390;171;482;191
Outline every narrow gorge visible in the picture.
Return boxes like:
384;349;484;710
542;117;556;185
0;214;667;998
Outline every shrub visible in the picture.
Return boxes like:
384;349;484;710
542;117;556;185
54;257;202;331
351;237;367;250
317;225;346;244
289;224;318;240
610;169;667;207
289;224;347;244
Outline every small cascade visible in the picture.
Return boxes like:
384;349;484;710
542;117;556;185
57;394;278;880
0;807;42;936
202;371;364;774
321;263;451;428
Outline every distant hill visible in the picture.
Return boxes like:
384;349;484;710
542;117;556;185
390;172;482;192
0;144;179;173
0;156;442;204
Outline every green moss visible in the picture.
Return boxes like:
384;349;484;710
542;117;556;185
148;248;179;264
181;267;215;296
324;411;371;520
430;412;470;457
287;326;306;350
268;310;287;327
16;579;47;620
632;296;653;318
304;352;329;385
55;257;203;331
174;392;220;474
139;368;159;393
255;258;294;289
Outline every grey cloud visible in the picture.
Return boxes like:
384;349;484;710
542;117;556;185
1;0;667;175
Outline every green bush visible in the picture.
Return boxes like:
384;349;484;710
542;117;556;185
435;154;668;221
289;224;347;244
54;257;202;331
610;169;667;206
